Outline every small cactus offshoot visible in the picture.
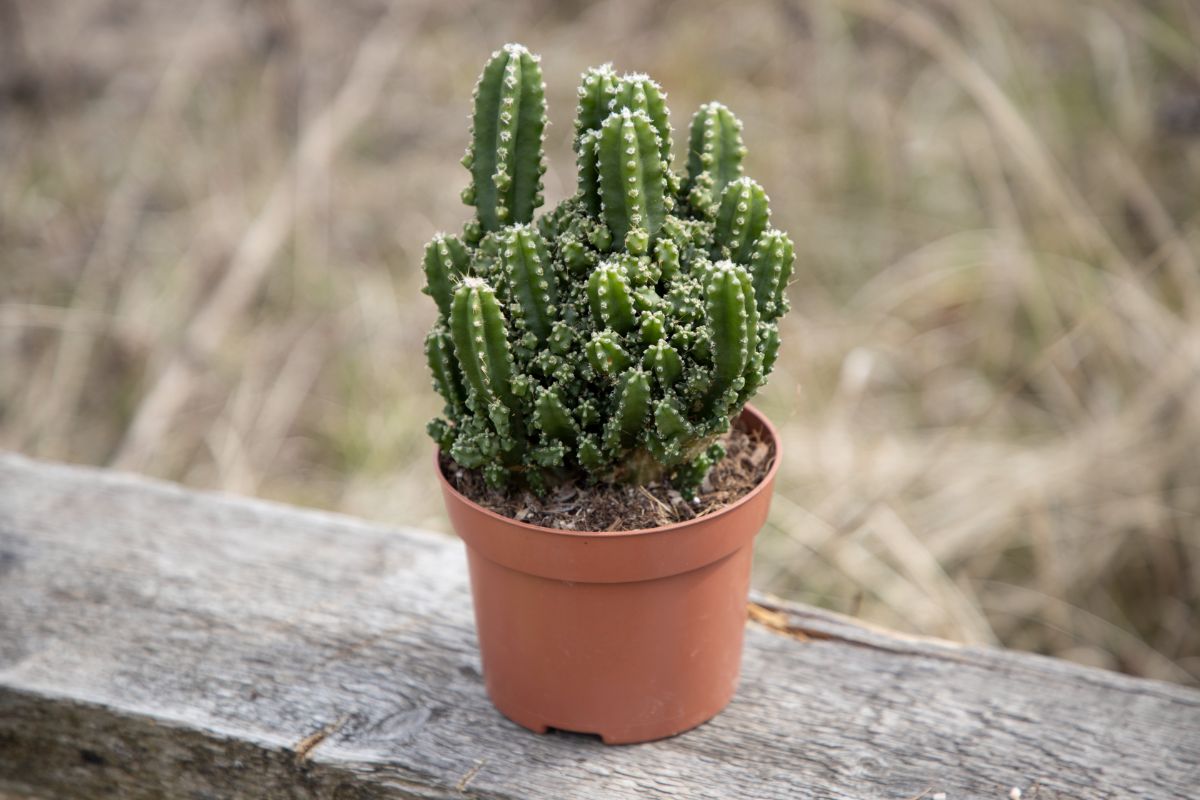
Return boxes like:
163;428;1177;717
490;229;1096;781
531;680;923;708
425;44;794;497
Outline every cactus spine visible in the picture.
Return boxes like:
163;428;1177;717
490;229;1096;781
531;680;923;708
426;45;795;495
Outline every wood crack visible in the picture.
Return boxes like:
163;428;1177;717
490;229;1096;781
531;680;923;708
456;759;486;792
747;601;811;641
293;713;350;764
746;601;978;665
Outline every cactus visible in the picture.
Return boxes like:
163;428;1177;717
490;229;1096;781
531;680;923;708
421;234;470;318
685;102;746;214
424;45;795;496
462;44;548;231
498;225;557;344
588;261;636;333
703;261;758;411
597;108;667;249
714;178;770;263
574;65;618;144
612;74;673;166
748;229;795;321
576;129;603;216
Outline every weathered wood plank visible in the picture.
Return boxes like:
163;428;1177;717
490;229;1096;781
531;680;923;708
0;452;1197;799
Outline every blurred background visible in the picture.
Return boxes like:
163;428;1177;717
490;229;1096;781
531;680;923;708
2;0;1197;685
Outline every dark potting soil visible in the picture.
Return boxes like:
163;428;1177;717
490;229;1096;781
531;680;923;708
440;417;775;532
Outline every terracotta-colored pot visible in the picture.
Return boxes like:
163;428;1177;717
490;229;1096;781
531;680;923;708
436;404;779;744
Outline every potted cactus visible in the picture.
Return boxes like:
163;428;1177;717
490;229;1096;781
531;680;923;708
426;44;793;744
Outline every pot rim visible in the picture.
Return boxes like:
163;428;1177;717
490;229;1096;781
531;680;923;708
434;403;781;539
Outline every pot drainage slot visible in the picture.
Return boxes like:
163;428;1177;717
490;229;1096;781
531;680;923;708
545;727;607;744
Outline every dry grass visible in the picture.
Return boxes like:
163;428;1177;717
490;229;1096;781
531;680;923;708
2;0;1197;685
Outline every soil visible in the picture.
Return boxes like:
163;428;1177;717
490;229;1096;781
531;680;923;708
440;417;775;532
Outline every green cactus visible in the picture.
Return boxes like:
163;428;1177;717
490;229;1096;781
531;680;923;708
643;339;683;387
703;261;757;411
421;234;470;318
597;108;667;249
462;44;547;231
576;129;603;216
425;45;794;496
586;330;632;375
714;178;770;263
685;101;746;214
748;229;795;321
588;261;636;333
498;225;557;344
612;74;673;166
574;64;618;145
604;368;652;451
533;388;578;442
425;326;467;417
448;278;524;450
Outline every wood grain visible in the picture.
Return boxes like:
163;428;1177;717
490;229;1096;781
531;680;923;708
1;453;1197;799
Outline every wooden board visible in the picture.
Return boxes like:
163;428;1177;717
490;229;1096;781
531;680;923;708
1;452;1197;799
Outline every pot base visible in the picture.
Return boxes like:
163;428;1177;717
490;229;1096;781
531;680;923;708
492;695;732;745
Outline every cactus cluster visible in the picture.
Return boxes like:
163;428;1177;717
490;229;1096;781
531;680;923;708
425;44;794;496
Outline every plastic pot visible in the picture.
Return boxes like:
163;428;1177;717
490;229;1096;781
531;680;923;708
436;404;780;744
